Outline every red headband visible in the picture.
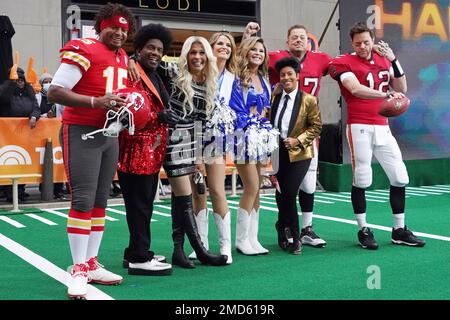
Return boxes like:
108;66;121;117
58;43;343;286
100;15;129;32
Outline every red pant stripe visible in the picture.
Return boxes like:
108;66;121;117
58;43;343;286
347;125;356;185
68;208;92;220
67;227;90;235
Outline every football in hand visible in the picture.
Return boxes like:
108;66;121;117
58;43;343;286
378;96;410;117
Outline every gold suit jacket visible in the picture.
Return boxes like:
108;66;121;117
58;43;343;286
270;90;322;162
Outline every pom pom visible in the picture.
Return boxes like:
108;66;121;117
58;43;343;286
244;114;280;160
206;98;237;137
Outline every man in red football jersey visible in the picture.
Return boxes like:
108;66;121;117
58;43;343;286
48;3;136;299
244;22;329;248
328;22;425;250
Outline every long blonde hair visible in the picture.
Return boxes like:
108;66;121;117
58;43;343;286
175;36;218;117
209;32;238;74
236;37;269;89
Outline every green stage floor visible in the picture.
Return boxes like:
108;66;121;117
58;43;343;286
1;185;449;300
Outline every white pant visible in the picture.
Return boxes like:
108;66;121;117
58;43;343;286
299;139;318;194
346;124;409;189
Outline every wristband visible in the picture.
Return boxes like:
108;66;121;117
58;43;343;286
90;96;95;108
391;59;405;78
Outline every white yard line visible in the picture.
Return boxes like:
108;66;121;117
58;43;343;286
260;195;334;204
364;190;410;198
0;215;26;228
106;208;126;215
154;204;171;211
370;190;390;194
41;209;117;221
0;233;113;300
43;209;68;218
325;193;386;203
105;208;157;222
258;199;279;206
226;199;450;242
419;186;450;193
341;192;390;200
25;214;57;226
314;195;352;203
406;187;442;195
153;210;171;217
404;191;427;197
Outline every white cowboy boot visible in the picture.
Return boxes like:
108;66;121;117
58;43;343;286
213;212;233;264
249;208;269;254
235;208;259;255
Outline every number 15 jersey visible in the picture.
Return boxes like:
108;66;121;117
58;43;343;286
59;38;129;128
329;52;393;125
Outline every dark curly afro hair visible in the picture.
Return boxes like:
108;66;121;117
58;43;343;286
94;2;136;37
275;56;301;74
134;23;173;55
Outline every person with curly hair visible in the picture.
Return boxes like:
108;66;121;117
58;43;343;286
243;22;331;249
270;57;322;254
118;23;175;276
47;2;136;299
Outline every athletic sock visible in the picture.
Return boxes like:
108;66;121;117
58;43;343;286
67;208;91;264
355;213;368;230
393;213;405;230
86;207;106;261
302;212;313;229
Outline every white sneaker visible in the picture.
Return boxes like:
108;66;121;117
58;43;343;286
86;256;123;285
67;263;88;299
123;254;166;268
128;259;173;276
300;226;327;248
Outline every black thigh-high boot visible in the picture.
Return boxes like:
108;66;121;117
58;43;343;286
174;195;228;266
171;194;195;268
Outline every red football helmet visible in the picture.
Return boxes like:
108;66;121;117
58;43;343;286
81;88;152;140
107;87;151;135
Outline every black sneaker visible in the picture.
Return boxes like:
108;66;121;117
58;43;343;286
391;226;426;247
300;226;327;248
287;240;302;255
358;227;379;250
275;221;289;250
54;192;68;201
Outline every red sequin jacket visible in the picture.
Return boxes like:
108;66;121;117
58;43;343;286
117;66;168;175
